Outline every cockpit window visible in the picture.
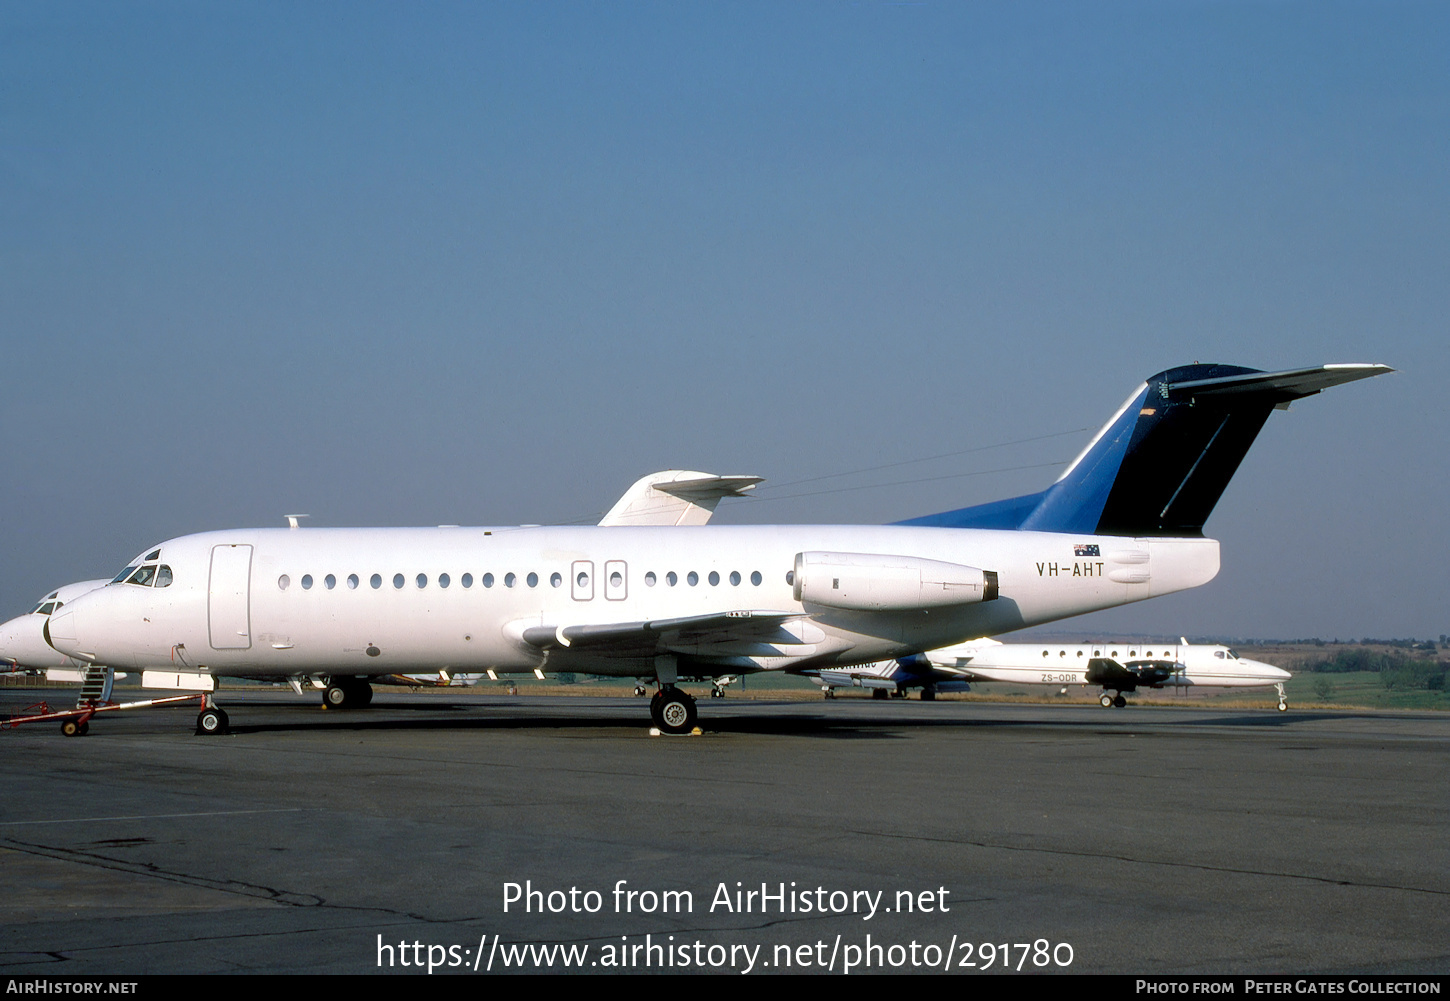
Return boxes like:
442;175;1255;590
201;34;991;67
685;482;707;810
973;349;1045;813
145;549;161;561
111;566;138;584
32;600;57;614
156;565;173;587
1227;648;1239;659
127;565;158;587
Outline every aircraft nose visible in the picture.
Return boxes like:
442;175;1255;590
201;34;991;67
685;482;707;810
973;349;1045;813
45;604;90;660
0;613;56;669
1247;658;1291;681
0;618;23;668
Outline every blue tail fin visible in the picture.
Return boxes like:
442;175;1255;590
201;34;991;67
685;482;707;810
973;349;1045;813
898;363;1390;537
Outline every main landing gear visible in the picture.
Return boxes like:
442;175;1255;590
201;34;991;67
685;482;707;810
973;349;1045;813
323;678;374;710
196;703;230;735
649;687;698;735
1099;692;1128;708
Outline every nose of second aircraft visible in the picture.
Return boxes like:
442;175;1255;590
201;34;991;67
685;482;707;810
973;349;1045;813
0;612;63;669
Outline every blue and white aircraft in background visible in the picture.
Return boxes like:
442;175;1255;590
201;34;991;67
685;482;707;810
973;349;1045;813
39;362;1388;734
810;637;1293;710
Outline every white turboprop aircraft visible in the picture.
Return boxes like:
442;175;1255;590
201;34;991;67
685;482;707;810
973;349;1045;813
811;637;1293;710
41;362;1388;735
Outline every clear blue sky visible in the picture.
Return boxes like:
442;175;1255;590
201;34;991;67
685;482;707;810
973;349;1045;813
3;2;1445;640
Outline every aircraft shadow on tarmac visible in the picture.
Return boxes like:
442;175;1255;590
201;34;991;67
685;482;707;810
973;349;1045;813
203;699;1345;738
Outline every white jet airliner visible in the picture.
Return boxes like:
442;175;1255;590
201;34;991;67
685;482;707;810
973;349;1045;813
0;580;111;676
810;637;1293;709
42;362;1388;735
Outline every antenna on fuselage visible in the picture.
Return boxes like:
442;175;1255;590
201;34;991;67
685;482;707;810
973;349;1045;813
285;514;310;530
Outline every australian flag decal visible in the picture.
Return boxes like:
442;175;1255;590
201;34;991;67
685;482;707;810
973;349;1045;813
1074;544;1101;557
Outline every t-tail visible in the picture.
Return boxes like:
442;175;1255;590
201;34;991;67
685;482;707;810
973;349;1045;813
899;363;1392;537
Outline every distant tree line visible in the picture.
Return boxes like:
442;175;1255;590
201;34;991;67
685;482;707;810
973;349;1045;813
1303;649;1446;690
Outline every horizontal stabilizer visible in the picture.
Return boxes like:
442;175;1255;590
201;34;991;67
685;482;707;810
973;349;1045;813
1164;364;1392;402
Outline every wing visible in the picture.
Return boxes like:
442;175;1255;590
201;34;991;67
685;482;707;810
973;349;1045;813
521;610;815;661
1085;657;1177;688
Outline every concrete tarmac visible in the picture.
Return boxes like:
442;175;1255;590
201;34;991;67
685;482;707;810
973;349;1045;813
0;689;1445;975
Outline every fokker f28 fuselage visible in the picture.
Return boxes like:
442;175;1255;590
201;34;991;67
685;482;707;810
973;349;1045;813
48;526;1217;679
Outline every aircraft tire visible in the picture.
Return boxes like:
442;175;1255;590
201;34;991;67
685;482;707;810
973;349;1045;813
1113;695;1127;708
358;683;374;707
1099;694;1113;708
656;690;697;735
920;688;936;702
872;688;888;700
1278;701;1288;712
324;684;351;709
196;708;229;736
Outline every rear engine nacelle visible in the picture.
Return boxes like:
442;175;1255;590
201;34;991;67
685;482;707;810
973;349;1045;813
793;552;999;611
